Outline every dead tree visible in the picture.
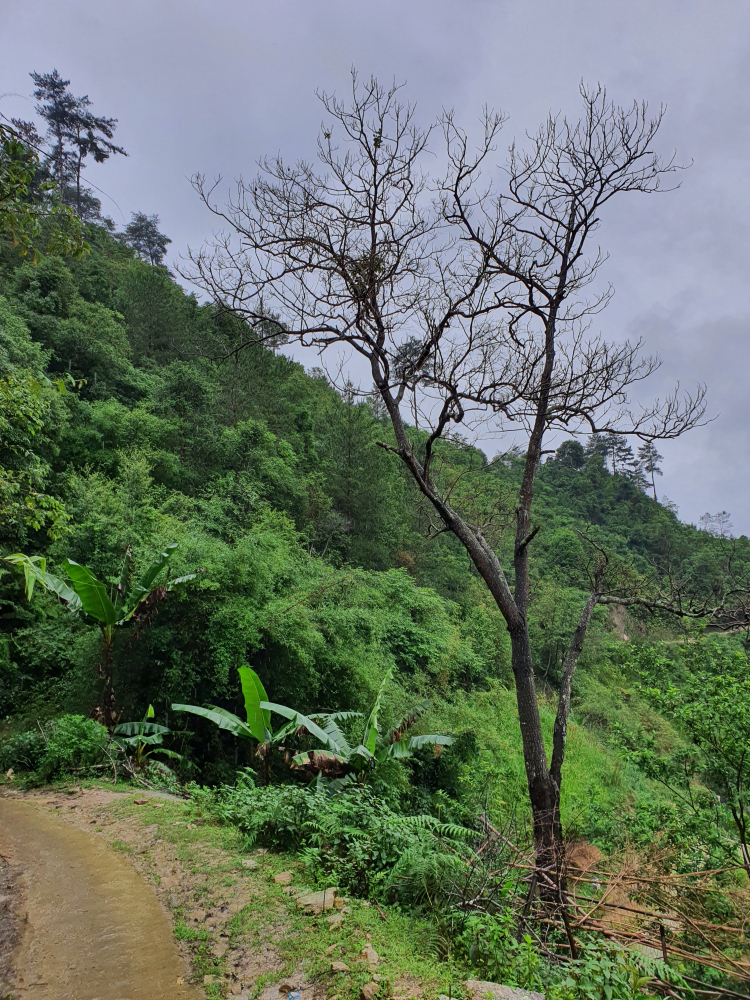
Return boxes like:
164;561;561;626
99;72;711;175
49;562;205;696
182;73;706;884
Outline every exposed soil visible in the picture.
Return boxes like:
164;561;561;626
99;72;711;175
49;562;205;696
0;851;21;997
0;784;443;1000
0;790;203;999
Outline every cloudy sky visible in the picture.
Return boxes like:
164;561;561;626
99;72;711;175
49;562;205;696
3;0;749;532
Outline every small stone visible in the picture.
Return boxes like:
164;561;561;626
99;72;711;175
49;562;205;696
279;979;304;992
325;913;344;928
466;980;545;1000
296;887;338;914
134;798;148;805
331;962;350;972
360;945;379;967
274;871;294;885
360;982;380;1000
231;986;243;996
372;976;382;983
326;943;340;954
204;974;217;984
361;900;371;907
241;858;258;869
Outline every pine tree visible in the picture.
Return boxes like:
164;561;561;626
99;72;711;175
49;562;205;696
31;69;126;218
121;212;172;266
637;441;663;501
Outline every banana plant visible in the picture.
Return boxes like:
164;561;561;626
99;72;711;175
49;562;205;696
4;544;197;730
113;703;182;773
281;668;453;786
172;665;339;784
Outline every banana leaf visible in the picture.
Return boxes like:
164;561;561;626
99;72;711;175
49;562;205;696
133;543;179;596
238;665;270;741
115;547;133;608
171;703;256;741
260;702;334;748
63;559;117;624
114;720;171;737
363;666;393;754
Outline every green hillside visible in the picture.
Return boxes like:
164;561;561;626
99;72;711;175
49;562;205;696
2;107;749;995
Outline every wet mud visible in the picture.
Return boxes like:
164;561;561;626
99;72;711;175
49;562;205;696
0;795;202;1000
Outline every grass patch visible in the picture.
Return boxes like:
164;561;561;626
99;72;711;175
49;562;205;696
84;784;456;998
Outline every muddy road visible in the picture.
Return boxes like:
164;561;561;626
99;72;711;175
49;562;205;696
0;794;202;1000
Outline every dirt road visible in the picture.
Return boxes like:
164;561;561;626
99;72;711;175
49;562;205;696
0;794;202;1000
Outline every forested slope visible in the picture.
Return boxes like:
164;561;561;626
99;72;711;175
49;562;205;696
0;222;744;843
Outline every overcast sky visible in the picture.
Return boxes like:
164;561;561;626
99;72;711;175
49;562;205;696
3;0;749;533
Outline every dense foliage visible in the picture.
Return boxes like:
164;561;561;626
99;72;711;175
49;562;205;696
2;72;750;997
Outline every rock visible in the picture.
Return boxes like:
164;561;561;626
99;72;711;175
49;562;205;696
361;900;371;907
241;858;259;869
466;980;545;1000
326;944;341;954
331;961;350;972
133;798;148;805
231;986;243;996
325;913;344;928
359;945;379;969
279;979;305;992
334;897;345;909
274;871;294;885
296;887;338;914
204;974;218;984
360;982;380;1000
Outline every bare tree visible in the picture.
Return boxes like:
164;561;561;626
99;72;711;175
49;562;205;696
182;74;706;884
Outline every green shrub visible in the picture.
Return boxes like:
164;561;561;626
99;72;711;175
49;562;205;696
458;913;691;1000
37;714;109;779
0;726;46;772
205;776;471;900
0;714;109;781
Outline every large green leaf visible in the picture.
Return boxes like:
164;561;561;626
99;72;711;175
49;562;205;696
363;667;393;754
317;716;352;757
260;702;334;749
171;703;255;740
4;554;81;610
63;559;116;624
114;720;170;738
408;733;453;750
115;546;133;608
133;542;179;596
238;666;270;741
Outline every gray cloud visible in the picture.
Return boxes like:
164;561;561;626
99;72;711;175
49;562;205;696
3;0;749;530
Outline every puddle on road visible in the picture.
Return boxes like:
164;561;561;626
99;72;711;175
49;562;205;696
0;795;203;1000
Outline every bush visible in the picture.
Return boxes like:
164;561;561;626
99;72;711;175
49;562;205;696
0;714;109;781
0;726;46;772
204;776;471;900
457;914;690;1000
37;714;109;779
